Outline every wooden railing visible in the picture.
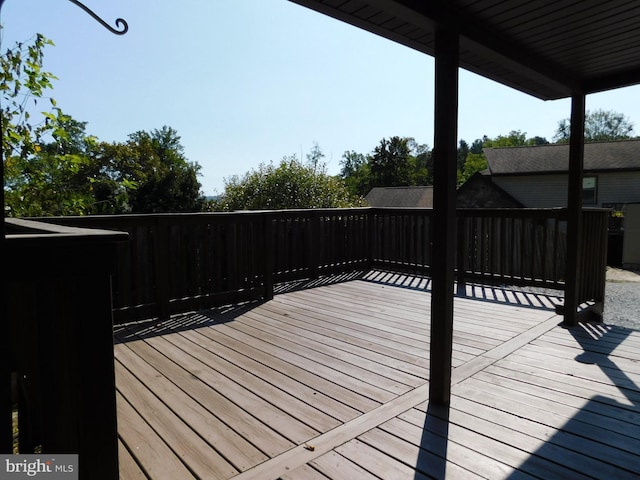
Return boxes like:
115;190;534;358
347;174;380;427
37;207;609;324
4;218;126;479
4;207;609;478
456;208;569;290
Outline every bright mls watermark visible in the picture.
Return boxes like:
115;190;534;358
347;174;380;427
1;455;77;479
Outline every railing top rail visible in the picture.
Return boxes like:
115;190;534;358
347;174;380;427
6;218;128;245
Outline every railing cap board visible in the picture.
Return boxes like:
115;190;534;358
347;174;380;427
6;218;128;245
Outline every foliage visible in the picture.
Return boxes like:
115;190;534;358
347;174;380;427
217;155;365;211
457;131;549;185
1;34;97;216
482;130;549;148
119;127;204;213
554;109;634;143
306;141;325;172
457;153;488;185
87;127;204;214
339;137;431;196
339;150;370;197
369;136;414;187
2;34;204;216
1;34;58;161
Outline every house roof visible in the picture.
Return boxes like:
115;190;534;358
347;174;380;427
366;186;434;207
456;172;523;208
289;1;640;100
485;139;640;175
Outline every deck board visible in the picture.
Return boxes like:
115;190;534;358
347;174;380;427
115;272;640;479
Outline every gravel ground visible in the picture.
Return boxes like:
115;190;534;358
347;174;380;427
604;268;640;330
516;267;640;331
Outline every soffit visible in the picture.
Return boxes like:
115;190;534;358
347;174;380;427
289;0;640;100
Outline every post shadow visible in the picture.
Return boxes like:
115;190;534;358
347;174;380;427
506;321;639;478
414;401;451;479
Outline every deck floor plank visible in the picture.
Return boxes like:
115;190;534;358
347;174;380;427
145;334;321;444
117;440;148;480
279;463;331;480
115;342;268;472
160;330;342;434
236;305;428;384
115;361;239;480
335;438;431;480
212;320;395;404
182;328;363;422
116;271;640;480
227;312;412;395
118;336;295;458
116;392;196;479
309;450;381;480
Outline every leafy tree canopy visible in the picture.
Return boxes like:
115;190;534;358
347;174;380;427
457;131;549;184
339;136;430;196
2;35;203;216
216;153;365;211
554;109;634;143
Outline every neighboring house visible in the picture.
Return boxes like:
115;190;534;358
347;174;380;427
366;177;522;209
366;186;434;207
456;172;523;208
483;139;640;209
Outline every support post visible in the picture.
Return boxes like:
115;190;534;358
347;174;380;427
429;28;459;405
563;93;585;326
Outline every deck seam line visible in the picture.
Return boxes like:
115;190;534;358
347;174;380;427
452;313;563;386
229;383;430;480
230;314;562;479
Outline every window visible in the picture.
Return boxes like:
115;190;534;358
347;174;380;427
582;176;597;204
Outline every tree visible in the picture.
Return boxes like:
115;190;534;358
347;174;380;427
98;127;204;213
339;137;431;195
217;155;365;211
554;109;634;143
457;131;549;185
2;36;204;216
2;34;97;216
339;150;370;197
369;136;413;187
306;141;325;172
458;153;487;185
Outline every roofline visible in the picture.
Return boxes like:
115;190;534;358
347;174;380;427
491;167;640;177
484;138;640;152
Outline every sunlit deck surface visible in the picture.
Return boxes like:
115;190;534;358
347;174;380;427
114;271;640;480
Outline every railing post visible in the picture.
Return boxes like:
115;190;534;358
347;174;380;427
309;210;321;279
368;209;377;270
1;281;11;454
263;213;275;300
154;216;171;321
5;221;125;479
456;211;467;296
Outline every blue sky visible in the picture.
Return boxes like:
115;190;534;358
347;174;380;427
2;0;639;195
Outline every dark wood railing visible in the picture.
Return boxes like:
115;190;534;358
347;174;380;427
36;207;609;324
456;208;568;290
4;218;126;479
4;207;609;478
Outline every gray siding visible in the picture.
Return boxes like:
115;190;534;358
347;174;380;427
493;171;640;208
493;175;568;207
597;171;640;206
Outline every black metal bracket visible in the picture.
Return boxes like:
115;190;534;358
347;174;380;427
67;0;128;35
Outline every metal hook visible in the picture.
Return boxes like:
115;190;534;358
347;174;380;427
67;0;128;35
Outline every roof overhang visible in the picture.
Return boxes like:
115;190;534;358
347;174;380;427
289;0;640;100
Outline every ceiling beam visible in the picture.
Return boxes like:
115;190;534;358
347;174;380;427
583;67;640;95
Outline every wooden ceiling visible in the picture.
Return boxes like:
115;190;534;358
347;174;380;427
289;0;640;100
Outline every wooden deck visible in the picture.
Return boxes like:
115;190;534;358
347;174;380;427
113;271;640;479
